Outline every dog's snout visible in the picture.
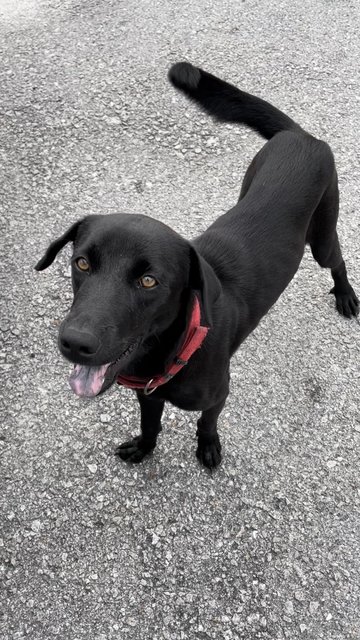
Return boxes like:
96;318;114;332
60;326;100;359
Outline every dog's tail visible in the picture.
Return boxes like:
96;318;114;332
168;62;303;140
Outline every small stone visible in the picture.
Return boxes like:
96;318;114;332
152;533;159;545
309;601;319;614
295;590;306;602
285;600;294;615
88;464;97;474
325;613;333;621
100;414;110;423
31;520;41;532
300;624;307;633
206;136;218;147
326;460;337;468
106;116;121;125
354;425;360;433
246;612;260;624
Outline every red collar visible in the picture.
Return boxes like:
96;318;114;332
116;295;209;395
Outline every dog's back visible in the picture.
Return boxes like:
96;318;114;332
168;61;359;324
169;63;334;311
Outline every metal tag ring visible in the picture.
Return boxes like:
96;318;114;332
144;378;158;395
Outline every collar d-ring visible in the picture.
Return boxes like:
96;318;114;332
144;378;157;395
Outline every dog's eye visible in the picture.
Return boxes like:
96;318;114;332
75;257;90;272
139;275;158;289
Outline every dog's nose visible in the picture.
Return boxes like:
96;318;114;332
60;327;100;359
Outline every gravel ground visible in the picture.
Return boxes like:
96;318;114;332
1;1;359;639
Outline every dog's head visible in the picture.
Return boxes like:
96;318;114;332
35;214;220;397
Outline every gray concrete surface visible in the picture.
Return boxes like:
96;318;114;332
1;1;359;638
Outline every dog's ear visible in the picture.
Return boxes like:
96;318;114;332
34;219;84;271
189;246;221;327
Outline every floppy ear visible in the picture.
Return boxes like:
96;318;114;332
189;246;221;327
34;219;84;271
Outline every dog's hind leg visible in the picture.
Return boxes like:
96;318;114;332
308;173;358;317
329;259;359;317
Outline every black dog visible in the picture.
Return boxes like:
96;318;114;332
35;62;358;469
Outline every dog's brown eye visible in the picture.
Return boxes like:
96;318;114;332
75;257;90;272
139;275;157;289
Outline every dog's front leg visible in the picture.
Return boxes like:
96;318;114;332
115;392;164;463
196;397;227;469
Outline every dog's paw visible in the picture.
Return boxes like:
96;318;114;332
115;436;154;463
330;286;359;318
196;437;222;469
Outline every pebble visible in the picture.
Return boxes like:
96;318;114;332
285;600;294;615
309;601;319;614
31;520;41;532
326;460;337;468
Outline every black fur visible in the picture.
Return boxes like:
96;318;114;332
36;63;358;469
168;61;302;139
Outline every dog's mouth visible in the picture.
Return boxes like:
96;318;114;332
68;342;138;398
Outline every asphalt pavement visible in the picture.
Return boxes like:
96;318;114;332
1;1;359;638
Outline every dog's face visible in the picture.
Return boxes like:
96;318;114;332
36;214;215;397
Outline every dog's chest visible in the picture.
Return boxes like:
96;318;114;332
147;370;223;412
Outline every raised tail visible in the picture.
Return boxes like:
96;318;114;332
168;62;303;140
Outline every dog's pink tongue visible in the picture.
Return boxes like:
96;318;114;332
69;364;110;397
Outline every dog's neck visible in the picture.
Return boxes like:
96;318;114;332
121;290;194;379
